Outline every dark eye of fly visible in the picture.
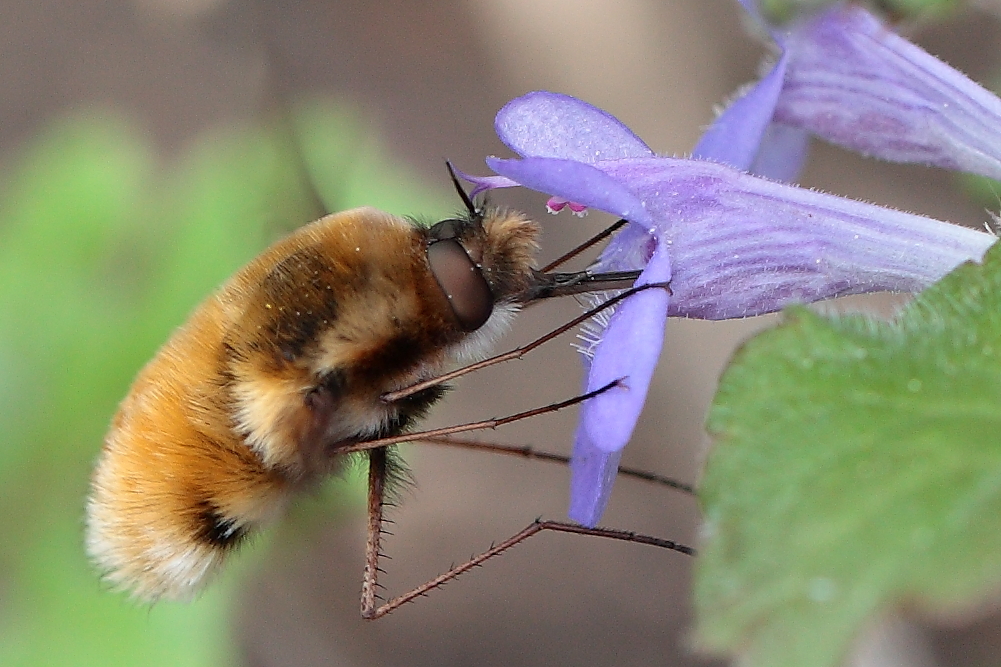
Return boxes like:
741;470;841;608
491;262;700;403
426;222;494;332
428;218;462;242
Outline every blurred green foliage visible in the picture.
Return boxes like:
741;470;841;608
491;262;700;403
0;100;451;666
759;0;959;24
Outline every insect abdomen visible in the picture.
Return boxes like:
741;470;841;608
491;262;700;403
85;209;463;601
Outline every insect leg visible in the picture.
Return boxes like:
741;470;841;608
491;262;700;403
361;446;390;619
343;380;622;453
360;518;693;620
539;218;629;273
408;435;695;495
381;281;670;404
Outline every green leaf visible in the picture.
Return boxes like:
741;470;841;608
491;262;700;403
695;240;1001;666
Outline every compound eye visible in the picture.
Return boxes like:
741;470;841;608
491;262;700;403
427;239;494;332
428;218;462;242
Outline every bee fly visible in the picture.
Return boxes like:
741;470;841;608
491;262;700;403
85;165;693;616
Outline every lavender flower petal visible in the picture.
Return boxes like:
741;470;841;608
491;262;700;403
451;165;521;197
486;154;674;523
568;385;624;527
568;243;671;526
486;156;656;230
581;242;672;453
495;91;654;162
595;157;994;319
694;52;790;170
749;122;811;181
775;5;1001;180
592;220;658;274
566;148;991;524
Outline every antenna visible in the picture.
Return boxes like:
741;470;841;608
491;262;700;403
445;161;479;218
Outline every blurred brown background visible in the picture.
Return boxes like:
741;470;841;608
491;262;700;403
4;0;1001;665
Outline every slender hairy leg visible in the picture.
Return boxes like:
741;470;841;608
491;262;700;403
540;218;628;273
360;476;693;620
357;437;695;620
343;380;621;454
411;435;695;495
357;244;679;618
381;281;670;405
360;447;389;619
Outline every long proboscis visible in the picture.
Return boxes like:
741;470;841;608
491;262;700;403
517;269;643;302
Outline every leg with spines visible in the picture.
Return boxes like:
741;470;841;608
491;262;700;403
359;441;695;619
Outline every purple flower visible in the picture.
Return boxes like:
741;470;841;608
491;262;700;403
463;2;1001;527
704;2;1001;180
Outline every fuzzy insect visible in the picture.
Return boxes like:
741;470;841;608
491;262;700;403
85;174;671;606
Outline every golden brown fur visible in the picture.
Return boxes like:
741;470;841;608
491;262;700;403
86;206;540;601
